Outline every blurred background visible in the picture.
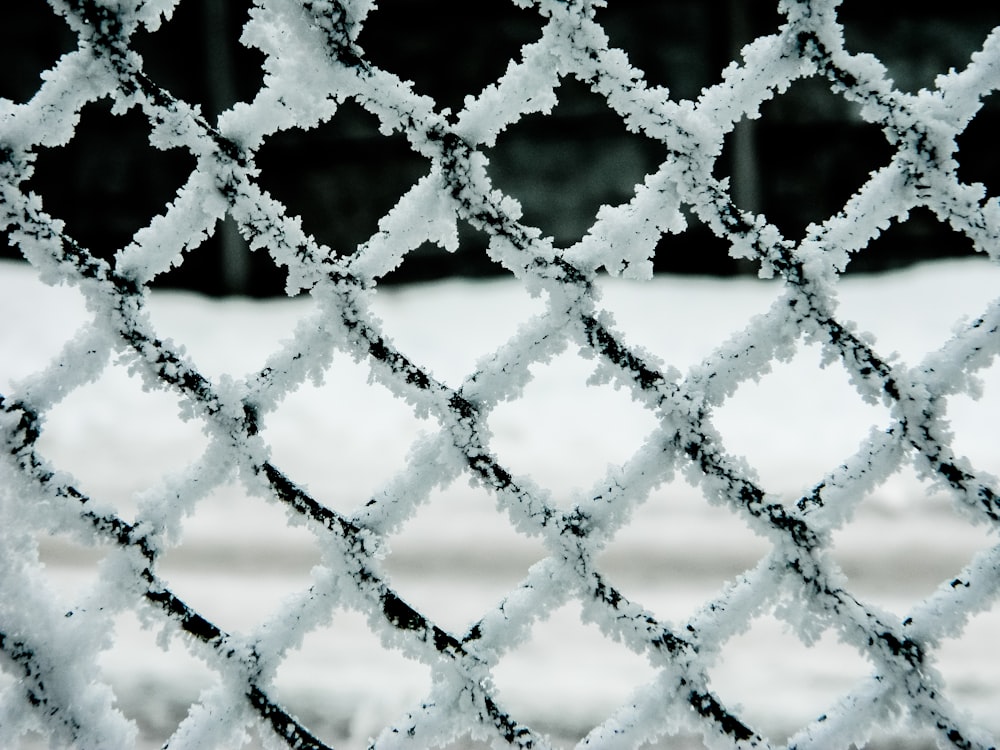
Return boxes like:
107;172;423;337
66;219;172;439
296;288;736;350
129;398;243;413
1;1;999;296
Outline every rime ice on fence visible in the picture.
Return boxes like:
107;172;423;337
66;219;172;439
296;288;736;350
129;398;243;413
1;1;1000;749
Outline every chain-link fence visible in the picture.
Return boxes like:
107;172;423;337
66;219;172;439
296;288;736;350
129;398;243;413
2;1;1000;748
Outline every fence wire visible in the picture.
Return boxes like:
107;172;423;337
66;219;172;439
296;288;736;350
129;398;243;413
2;1;1000;748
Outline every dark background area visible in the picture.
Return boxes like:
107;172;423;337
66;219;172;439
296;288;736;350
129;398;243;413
1;1;998;296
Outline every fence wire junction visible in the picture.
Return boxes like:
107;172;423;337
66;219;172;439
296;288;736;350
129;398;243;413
3;1;1000;748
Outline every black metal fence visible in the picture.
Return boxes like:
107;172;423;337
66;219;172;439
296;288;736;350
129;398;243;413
2;1;1000;748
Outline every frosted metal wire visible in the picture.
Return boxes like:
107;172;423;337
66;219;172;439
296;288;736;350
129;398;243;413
2;1;1000;748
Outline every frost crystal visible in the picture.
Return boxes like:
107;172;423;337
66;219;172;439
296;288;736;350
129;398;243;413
2;1;1000;749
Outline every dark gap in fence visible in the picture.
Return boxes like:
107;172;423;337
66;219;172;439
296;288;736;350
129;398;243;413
595;0;714;101
254;98;430;256
23;99;197;267
717;76;894;243
356;0;542;115
0;4;76;103
956;90;1000;199
0;5;72;274
486;76;663;248
133;0;264;120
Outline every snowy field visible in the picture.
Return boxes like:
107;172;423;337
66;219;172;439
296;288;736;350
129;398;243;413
2;257;1000;749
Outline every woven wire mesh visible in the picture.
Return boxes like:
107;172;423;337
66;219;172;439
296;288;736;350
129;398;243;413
2;1;1000;748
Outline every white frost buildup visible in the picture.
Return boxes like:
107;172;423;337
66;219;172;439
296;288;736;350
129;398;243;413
1;1;1000;749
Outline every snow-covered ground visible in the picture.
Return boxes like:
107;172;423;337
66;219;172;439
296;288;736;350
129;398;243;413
2;257;1000;749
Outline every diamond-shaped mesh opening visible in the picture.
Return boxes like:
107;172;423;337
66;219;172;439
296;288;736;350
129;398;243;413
26;101;197;262
487;76;661;246
156;482;321;633
487;348;659;503
936;604;1000;736
0;264;88;392
254;101;429;258
712;340;891;500
596;475;770;625
271;608;431;750
381;476;547;635
717;76;892;240
839;3;1000;93
492;599;657;745
369;276;545;388
34;361;207;520
707;610;872;744
357;0;541;115
97;610;217;749
829;464;996;614
133;0;263;119
0;6;75;103
263;355;432;514
595;272;782;374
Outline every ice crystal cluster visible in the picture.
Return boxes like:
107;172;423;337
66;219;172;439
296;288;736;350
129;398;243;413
2;1;1000;749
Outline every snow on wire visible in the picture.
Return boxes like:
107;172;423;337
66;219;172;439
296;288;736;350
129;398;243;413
2;0;1000;748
